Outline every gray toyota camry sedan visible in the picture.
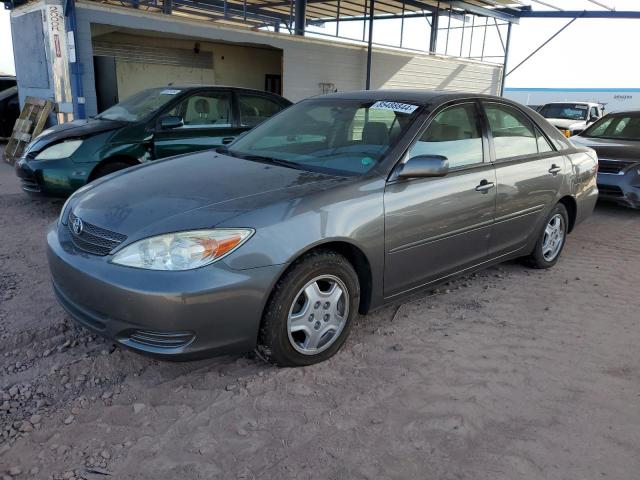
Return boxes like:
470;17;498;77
48;90;598;366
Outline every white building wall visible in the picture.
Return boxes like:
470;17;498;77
14;0;504;118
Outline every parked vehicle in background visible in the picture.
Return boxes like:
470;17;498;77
0;75;19;138
572;110;640;209
48;91;598;367
15;85;292;196
539;101;604;138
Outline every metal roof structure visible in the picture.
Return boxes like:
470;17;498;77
3;0;640;118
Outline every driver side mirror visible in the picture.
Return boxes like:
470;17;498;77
397;155;449;179
588;116;599;124
160;115;184;130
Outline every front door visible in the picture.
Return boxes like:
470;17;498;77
384;102;497;298
153;90;244;158
481;101;565;256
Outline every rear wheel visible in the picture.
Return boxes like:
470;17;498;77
258;251;360;367
92;161;135;180
526;203;569;269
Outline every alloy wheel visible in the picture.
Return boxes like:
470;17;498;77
542;213;565;262
287;275;349;355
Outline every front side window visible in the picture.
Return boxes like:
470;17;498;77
96;87;182;122
238;95;283;127
485;104;538;160
407;103;483;168
582;114;640;140
167;91;232;128
227;99;421;175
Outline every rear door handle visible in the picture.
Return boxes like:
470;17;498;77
549;164;562;175
475;180;495;193
222;137;235;145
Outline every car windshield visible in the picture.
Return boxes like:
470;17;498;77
539;103;589;121
582;114;640;140
95;87;182;122
227;99;422;175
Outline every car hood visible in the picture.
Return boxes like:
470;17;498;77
27;118;125;155
545;118;587;130
571;136;640;163
72;151;346;239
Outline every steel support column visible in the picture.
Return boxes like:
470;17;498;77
365;0;375;89
163;0;172;14
429;5;439;52
294;0;306;35
499;21;512;96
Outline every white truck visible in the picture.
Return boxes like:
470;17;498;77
538;102;605;138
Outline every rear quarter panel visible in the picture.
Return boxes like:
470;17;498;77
564;147;599;226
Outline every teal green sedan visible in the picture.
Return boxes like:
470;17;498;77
15;86;291;196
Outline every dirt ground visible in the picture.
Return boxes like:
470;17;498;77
1;147;639;480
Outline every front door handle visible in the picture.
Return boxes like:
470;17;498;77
549;164;562;175
222;137;235;145
475;179;495;193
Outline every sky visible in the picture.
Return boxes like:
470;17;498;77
1;0;639;88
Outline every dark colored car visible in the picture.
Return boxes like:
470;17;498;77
572;111;640;209
15;85;292;196
48;90;598;367
0;75;19;138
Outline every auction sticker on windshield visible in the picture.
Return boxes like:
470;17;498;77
371;101;419;114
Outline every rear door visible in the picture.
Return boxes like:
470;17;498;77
384;101;497;298
152;89;243;158
481;101;565;256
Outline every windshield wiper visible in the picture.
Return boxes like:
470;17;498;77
234;153;306;171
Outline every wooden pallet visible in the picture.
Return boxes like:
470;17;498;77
3;96;52;165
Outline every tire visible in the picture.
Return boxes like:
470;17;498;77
525;203;569;269
92;161;135;180
258;250;360;367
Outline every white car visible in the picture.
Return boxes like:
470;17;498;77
539;102;604;138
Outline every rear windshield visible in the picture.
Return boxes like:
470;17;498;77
582;114;640;140
539;103;589;121
96;87;182;122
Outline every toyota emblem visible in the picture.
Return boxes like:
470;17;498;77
72;217;84;235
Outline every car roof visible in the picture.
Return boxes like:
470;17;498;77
605;110;640;116
310;89;511;106
543;101;598;106
151;85;291;102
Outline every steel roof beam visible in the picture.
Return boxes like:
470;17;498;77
174;0;292;23
446;1;519;23
516;10;640;18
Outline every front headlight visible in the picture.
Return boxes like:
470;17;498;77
35;140;83;160
111;229;254;271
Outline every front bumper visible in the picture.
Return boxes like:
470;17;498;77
597;169;640;209
47;224;283;360
15;156;92;197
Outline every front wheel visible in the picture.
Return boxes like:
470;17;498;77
525;203;569;269
257;251;360;367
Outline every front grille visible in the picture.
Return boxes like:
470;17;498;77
127;330;195;350
598;160;634;175
597;184;624;197
67;211;127;256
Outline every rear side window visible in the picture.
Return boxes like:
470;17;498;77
168;91;232;128
238;94;283;128
484;104;538;160
537;129;554;153
408;103;483;168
